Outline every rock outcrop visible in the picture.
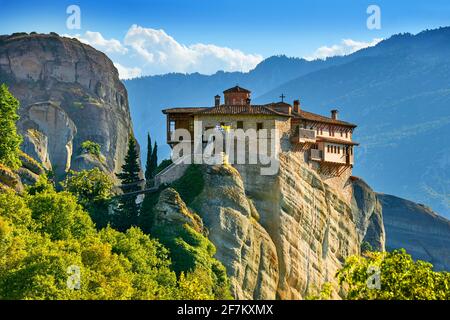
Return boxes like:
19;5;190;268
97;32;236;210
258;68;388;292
188;151;361;299
192;165;279;300
351;176;385;251
378;194;450;271
0;32;137;182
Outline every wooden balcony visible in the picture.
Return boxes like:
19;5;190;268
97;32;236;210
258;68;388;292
291;128;316;144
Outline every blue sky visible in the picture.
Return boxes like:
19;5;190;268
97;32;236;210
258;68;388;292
2;0;450;77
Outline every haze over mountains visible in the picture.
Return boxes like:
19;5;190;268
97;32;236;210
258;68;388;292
124;26;450;218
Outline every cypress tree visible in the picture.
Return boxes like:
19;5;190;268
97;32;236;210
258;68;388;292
150;141;158;177
115;134;141;231
144;133;153;186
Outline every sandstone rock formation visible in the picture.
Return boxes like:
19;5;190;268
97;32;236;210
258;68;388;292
379;194;450;271
186;151;361;299
0;32;137;182
351;176;385;251
192;164;279;300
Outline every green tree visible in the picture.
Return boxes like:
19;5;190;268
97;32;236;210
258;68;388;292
62;168;113;206
144;133;154;187
115;135;141;231
337;249;450;300
62;168;113;229
150;141;158;178
0;84;22;170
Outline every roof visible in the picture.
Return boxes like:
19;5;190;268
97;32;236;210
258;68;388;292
162;103;357;127
196;104;291;117
295;109;357;128
223;85;251;94
162;107;207;114
316;136;360;146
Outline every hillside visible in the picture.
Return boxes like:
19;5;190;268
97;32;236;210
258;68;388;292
378;193;450;271
125;27;450;218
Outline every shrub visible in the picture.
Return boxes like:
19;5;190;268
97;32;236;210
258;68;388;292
81;141;101;157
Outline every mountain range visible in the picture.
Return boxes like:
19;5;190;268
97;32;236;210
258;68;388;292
125;27;450;218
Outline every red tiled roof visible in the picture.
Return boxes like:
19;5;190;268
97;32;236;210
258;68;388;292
295;110;357;127
195;104;291;116
223;86;251;93
162;107;207;114
162;104;357;127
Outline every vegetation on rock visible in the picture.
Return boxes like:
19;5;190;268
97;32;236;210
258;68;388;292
81;141;101;157
0;84;22;170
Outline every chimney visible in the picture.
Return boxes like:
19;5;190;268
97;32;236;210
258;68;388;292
246;97;251;105
293;100;300;113
214;95;220;107
331;109;339;120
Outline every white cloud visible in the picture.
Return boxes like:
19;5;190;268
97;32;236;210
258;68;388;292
123;25;263;75
66;31;128;55
113;63;142;80
305;38;383;60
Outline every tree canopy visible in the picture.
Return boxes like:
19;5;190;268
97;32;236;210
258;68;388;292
337;249;450;300
0;84;22;170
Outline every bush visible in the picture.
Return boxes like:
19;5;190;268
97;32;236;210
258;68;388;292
170;164;204;205
81;141;101;157
337;249;450;300
62;168;113;206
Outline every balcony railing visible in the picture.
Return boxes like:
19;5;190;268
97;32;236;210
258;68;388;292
291;128;316;144
310;149;322;161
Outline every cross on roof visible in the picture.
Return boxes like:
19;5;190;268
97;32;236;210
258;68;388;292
280;93;286;102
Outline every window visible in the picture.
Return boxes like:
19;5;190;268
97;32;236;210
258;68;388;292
333;146;337;153
257;122;263;131
330;126;335;137
340;130;343;137
169;120;175;132
237;121;244;129
338;146;340;154
320;128;323;135
345;132;348;138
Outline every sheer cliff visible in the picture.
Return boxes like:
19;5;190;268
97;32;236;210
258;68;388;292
153;152;385;299
0;32;137;182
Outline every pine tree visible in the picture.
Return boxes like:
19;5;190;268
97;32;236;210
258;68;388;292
144;133;153;187
0;84;22;170
115;134;141;231
150;141;158;177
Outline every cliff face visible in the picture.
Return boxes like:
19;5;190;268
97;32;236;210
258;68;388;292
351;177;386;251
0;33;136;181
379;194;450;271
188;152;364;299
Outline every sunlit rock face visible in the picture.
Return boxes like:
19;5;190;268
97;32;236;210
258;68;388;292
0;33;138;182
192;151;364;299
